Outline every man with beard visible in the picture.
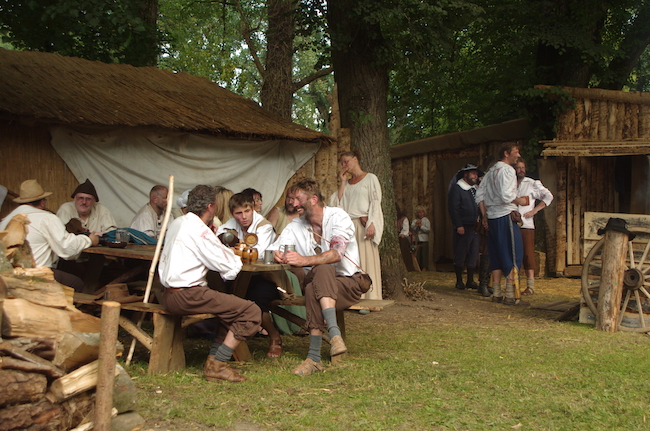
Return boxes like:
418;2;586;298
515;157;553;296
271;178;370;376
448;163;486;295
475;142;530;305
130;185;172;239
266;185;301;235
57;179;116;233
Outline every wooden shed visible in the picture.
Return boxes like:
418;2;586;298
0;48;335;225
539;85;650;276
390;119;530;269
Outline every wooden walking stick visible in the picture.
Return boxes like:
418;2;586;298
125;175;174;366
509;216;521;300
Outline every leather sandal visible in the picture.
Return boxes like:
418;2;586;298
329;335;348;356
521;287;534;296
291;358;323;376
266;338;282;358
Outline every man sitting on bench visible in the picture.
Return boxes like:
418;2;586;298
271;178;370;376
158;185;262;383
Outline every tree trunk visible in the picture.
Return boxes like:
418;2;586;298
124;0;159;67
260;0;295;119
328;0;407;300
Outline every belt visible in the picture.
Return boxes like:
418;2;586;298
165;287;189;293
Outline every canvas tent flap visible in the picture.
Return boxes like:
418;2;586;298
51;126;319;227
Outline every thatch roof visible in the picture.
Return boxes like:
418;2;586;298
0;48;331;143
390;118;529;159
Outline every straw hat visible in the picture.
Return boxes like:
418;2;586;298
13;179;53;203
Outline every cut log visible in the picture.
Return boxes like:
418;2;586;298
11;266;56;281
0;397;60;431
54;332;99;371
0;356;65;380
69;311;102;333
0;369;47;408
0;341;65;379
94;301;120;431
2;297;72;338
1;273;68;308
4;337;57;361
49;359;119;402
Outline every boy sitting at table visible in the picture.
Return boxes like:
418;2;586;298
216;193;283;358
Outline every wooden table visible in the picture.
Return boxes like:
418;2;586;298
83;244;156;260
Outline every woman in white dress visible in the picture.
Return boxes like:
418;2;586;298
329;150;384;299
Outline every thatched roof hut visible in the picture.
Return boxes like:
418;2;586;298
0;48;332;225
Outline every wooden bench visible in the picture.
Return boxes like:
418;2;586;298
74;293;394;374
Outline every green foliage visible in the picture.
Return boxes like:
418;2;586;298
0;0;152;64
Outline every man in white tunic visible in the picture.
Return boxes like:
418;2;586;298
56;179;116;233
130;185;172;239
159;185;261;383
515;157;554;295
0;180;99;290
475;143;529;305
272;178;370;376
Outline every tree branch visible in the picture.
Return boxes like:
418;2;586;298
292;66;334;92
233;0;266;78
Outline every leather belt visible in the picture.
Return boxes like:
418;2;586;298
165;287;187;293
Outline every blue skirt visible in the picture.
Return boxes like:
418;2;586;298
487;214;523;274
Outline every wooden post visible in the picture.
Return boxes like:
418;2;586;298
94;301;121;431
596;230;629;332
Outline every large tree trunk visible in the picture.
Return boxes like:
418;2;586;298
124;0;159;67
328;0;407;300
260;0;295;119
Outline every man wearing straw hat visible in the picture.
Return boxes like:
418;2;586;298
56;179;116;234
270;178;370;376
475;143;529;306
0;179;100;290
159;185;261;383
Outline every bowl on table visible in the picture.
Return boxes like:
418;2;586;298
106;241;128;249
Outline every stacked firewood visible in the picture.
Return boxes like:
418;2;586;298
1;219;144;431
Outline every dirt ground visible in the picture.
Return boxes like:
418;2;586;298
141;271;583;431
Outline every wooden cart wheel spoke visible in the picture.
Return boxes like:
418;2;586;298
633;290;646;328
640;286;650;300
635;240;650;273
628;241;636;268
581;227;650;333
617;290;632;327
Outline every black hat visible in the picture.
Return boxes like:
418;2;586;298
454;163;484;182
597;217;636;240
71;179;99;202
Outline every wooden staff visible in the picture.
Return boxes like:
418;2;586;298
125;175;175;366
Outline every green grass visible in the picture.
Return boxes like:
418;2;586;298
126;288;650;430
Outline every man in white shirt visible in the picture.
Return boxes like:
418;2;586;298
266;186;301;235
216;193;282;358
130;185;171;239
56;179;116;233
475;142;529;306
158;185;261;383
0;180;99;291
271;178;370;376
515;157;554;296
410;206;431;271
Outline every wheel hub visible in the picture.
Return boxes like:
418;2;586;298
624;268;644;290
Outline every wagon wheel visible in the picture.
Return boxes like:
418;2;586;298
582;227;650;332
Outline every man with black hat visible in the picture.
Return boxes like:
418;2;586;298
57;179;116;233
0;179;100;290
448;163;487;294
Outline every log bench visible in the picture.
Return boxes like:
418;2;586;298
73;293;394;374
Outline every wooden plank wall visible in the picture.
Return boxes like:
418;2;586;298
390;141;504;266
0;122;79;220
